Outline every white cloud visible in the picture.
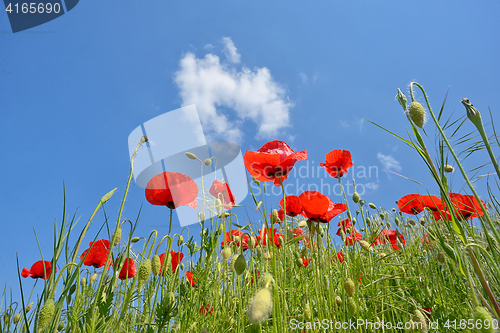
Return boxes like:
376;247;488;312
357;118;365;131
222;37;241;63
174;41;292;143
299;73;308;83
340;121;349;128
364;181;380;191
204;44;214;50
377;153;402;179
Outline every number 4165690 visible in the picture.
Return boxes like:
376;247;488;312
5;2;61;14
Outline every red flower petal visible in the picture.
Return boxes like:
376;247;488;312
244;140;307;186
80;239;111;268
21;260;53;279
210;179;235;208
280;195;304;217
145;172;198;209
115;258;136;280
319;150;353;178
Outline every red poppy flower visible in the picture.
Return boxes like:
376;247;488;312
209;179;235;208
186;271;196;287
299;191;347;223
257;227;284;248
244;140;307;186
199;304;214;315
449;193;486;220
330;252;345;264
378;230;405;250
145;172;198;209
421;232;435;249
301;258;312;268
250;269;260;285
397;194;441;215
21;260;54;280
336;218;354;236
280;195;304;217
304;236;317;250
157;251;184;275
221;230;254;251
268;209;284;223
345;232;363;246
290;227;305;238
114;258;136;280
422;307;432;319
80;239;111;268
319;150;353;178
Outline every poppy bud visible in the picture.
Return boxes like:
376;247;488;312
352;192;360;203
248;288;272;324
409;220;416;226
461;98;482;125
234;254;246;275
218;223;224;235
413;309;428;333
397;88;408;110
408;101;426;128
229;255;238;272
166;291;176;308
81;277;86;288
131;237;141;243
395;217;400;226
57;321;65;331
260;272;275;288
304;302;312;320
177;235;184;247
335;296;343;306
347;297;357;317
37;298;55;333
420;217;426;226
22;324;28;332
112;228;122;247
185;152;198;160
198;211;206;221
25;302;33;312
181;263;185;271
69;284;76;296
263;250;273;260
204;158;212;166
137;260;151;289
4;313;10;323
359;199;365;206
139;136;148;144
344;278;355;297
295;258;303;268
216;199;223;215
298;220;307;228
437;252;445;263
14;313;21;324
151;255;161;276
386;222;391;229
444;164;454;173
474;306;494;333
271;209;281;224
90;273;97;284
369;203;377;209
359;240;373;252
221;247;232;260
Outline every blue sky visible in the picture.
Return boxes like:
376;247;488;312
1;0;500;303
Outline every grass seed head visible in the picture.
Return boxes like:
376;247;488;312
304;302;312;320
413;309;428;333
248;288;272;324
112;228;122;247
408;101;427;128
37;299;55;333
344;278;356;297
474;306;495;333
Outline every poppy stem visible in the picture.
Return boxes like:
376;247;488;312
168;208;173;236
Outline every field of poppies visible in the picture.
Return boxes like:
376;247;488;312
2;82;500;332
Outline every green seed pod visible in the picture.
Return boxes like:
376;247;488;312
248;288;272;324
221;247;232;260
204;158;212;166
218;223;224;235
379;213;385;220
347;297;357;317
90;273;98;284
369;203;377;209
180;263;184;270
444;164;454;173
131;237;141;243
413;309;428;333
352;192;360;203
344;278;356;297
304;302;312;320
4;313;10;323
392;208;396;212
112;228;122;246
81;277;86;288
397;88;408;110
14;313;21;324
25;302;33;312
335;296;343;306
37;299;55;333
69;284;77;296
386;222;391;229
234;254;246;275
151;255;161;276
474;306;495;333
420;217;425;225
395;217;400;226
359;199;365;206
185;152;197;160
295;258;304;268
437;252;445;263
137;260;151;289
359;240;373;252
177;235;184;247
408;102;426;128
